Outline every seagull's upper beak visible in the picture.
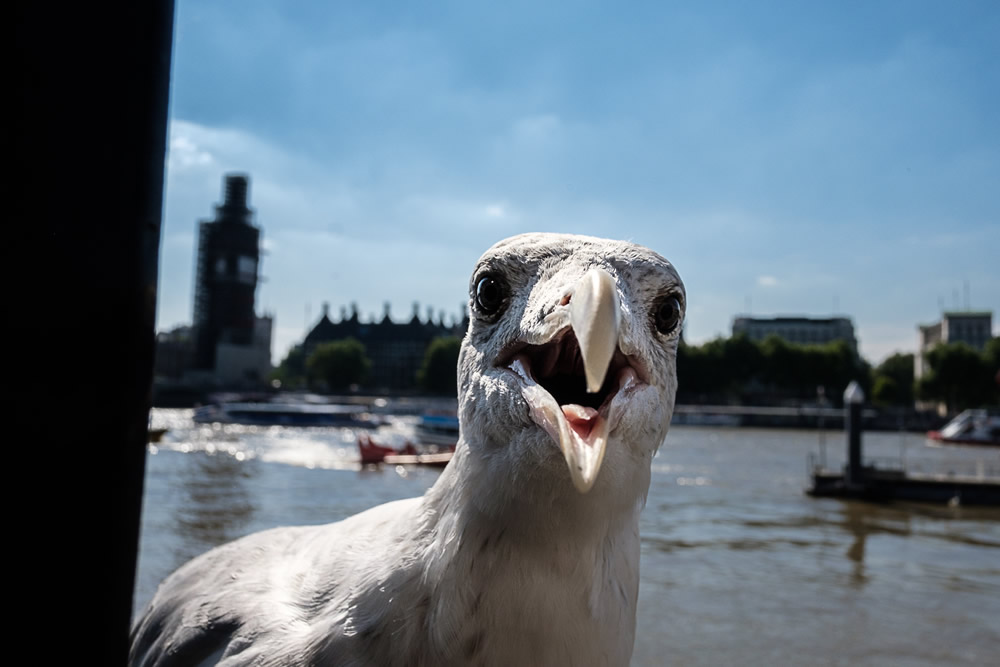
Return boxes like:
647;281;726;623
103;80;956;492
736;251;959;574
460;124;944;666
506;267;637;493
570;268;620;393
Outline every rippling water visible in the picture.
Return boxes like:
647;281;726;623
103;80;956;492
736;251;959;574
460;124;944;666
136;409;1000;665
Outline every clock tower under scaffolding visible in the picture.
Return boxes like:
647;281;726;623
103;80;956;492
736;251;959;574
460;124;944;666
192;174;268;378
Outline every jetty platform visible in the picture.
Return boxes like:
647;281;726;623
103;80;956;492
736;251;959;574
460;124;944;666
806;382;1000;506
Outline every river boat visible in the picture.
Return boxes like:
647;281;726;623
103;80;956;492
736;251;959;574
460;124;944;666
193;401;382;428
927;409;1000;447
383;451;453;467
414;412;460;447
357;433;453;467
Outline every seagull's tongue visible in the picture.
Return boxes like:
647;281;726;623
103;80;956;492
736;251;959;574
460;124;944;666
562;404;599;441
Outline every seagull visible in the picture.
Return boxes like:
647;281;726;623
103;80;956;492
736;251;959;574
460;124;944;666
130;232;685;667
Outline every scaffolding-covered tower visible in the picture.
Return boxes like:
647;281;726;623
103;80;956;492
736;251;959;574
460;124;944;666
193;174;264;375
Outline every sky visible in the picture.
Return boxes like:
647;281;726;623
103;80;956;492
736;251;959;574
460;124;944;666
157;0;1000;366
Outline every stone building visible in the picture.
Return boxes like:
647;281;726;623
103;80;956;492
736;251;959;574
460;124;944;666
916;311;993;380
302;302;467;392
732;315;858;354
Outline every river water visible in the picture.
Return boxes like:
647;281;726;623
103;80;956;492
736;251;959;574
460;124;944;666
136;409;1000;665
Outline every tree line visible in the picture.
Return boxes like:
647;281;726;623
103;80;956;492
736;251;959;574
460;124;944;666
678;334;999;412
271;337;462;395
272;333;999;412
676;335;869;406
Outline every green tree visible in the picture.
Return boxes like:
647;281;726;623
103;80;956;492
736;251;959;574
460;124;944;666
871;376;900;407
722;334;763;390
988;337;1000;403
418;336;462;395
759;335;796;393
871;352;914;406
676;337;728;399
307;338;371;392
678;334;869;403
819;339;869;401
917;342;993;412
986;337;1000;374
270;344;307;389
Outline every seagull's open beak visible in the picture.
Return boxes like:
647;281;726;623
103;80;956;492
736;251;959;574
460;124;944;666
560;267;619;491
508;267;623;493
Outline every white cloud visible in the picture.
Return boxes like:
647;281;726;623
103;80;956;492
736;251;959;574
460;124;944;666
484;204;507;219
511;114;562;140
757;275;779;287
167;135;214;170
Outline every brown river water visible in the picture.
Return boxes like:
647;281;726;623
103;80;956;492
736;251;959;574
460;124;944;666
136;409;1000;665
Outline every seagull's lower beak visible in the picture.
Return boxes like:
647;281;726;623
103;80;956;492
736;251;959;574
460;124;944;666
559;267;619;491
512;267;621;493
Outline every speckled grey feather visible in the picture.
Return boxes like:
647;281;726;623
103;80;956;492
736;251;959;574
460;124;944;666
129;232;684;667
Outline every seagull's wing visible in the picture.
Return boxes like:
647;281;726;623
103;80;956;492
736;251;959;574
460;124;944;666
130;498;428;667
130;526;300;667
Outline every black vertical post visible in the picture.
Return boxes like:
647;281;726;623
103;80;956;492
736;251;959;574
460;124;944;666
844;381;865;489
15;2;174;663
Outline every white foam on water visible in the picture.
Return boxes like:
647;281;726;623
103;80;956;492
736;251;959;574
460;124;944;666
257;434;359;471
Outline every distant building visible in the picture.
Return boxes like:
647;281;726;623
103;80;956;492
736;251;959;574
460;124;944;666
192;174;268;375
153;325;194;379
215;313;273;386
155;173;272;389
302;301;467;392
732;315;858;353
916;311;993;379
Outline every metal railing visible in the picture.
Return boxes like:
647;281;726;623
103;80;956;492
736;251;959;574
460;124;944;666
865;456;1000;481
807;452;1000;481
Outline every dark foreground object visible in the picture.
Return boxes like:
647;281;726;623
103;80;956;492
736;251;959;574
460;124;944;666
15;1;174;663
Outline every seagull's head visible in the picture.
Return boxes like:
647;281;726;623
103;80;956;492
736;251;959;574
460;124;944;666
457;233;684;512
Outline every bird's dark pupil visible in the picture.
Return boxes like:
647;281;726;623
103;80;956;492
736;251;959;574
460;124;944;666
477;278;502;312
657;298;678;333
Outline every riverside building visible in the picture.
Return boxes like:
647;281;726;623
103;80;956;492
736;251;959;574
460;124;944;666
731;315;858;354
916;311;993;380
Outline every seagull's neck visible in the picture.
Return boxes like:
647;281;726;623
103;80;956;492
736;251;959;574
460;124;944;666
410;442;645;665
422;441;645;545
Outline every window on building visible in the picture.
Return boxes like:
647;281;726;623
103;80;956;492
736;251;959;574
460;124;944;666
238;255;257;284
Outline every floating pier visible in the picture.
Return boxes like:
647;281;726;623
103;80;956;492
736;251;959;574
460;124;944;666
806;382;1000;506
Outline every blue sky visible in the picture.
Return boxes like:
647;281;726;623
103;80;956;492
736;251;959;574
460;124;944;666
157;0;999;365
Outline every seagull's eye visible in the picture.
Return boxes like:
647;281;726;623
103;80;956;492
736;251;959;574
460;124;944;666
653;295;682;335
474;274;508;317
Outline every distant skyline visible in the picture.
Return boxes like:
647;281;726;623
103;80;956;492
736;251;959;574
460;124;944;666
156;0;1000;365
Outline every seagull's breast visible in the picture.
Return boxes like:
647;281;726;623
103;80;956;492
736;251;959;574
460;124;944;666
423;512;642;667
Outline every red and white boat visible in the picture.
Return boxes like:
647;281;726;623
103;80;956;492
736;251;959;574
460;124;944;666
928;409;1000;447
357;433;453;467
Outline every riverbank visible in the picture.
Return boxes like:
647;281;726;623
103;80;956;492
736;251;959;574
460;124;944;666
154;385;948;433
671;403;949;432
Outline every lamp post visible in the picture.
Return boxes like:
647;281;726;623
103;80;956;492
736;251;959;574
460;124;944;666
844;381;865;489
